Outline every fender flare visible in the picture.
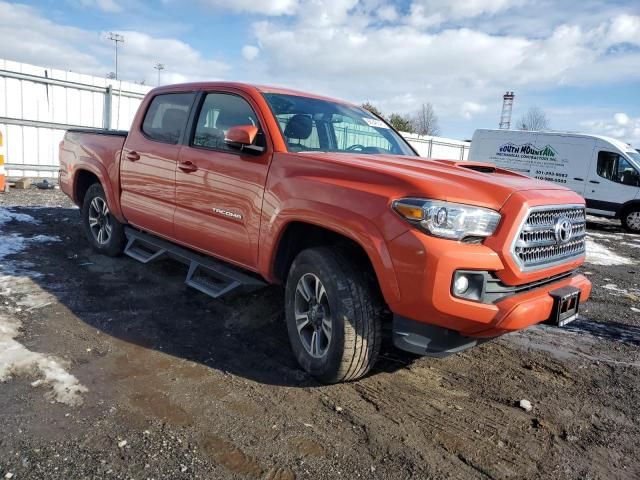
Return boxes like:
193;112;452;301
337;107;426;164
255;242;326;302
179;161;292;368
620;199;640;215
260;201;402;305
72;159;126;223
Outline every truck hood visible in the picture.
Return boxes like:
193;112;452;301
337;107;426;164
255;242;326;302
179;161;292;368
306;153;571;211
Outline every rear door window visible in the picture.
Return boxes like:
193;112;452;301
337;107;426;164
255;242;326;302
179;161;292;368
142;93;195;144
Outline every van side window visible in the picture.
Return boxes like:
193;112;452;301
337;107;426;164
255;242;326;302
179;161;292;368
597;151;640;186
192;93;265;152
142;93;195;144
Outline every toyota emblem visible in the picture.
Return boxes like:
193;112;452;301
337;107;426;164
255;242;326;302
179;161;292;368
554;216;573;245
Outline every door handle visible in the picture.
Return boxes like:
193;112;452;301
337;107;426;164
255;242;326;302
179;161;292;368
573;177;584;181
126;151;140;162
178;160;198;172
589;180;600;184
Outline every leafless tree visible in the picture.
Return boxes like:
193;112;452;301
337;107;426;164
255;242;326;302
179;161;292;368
413;103;440;136
517;107;550;131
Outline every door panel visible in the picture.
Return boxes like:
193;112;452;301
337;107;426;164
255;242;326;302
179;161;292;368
120;92;195;238
174;92;271;269
585;146;639;214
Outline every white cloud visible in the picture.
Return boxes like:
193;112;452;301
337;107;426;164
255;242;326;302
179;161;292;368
241;45;260;61
79;0;123;13
605;14;640;47
250;8;640;127
0;2;229;85
201;0;298;16
106;30;229;84
376;5;398;22
408;0;527;27
461;102;487;120
581;113;640;147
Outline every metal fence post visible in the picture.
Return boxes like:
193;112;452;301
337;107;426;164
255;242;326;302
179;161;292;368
104;85;113;130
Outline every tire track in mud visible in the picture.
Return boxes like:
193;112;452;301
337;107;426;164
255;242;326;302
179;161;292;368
345;370;534;479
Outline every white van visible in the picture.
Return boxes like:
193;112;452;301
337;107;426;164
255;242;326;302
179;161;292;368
469;129;640;232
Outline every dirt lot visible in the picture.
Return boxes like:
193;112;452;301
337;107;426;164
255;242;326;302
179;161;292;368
0;189;638;480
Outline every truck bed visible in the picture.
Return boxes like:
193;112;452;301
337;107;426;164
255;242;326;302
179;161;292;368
59;128;128;210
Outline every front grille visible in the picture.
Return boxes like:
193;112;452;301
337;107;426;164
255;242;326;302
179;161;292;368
512;205;586;270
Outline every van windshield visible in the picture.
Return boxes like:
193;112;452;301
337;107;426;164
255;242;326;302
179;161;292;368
627;151;640;165
263;93;416;156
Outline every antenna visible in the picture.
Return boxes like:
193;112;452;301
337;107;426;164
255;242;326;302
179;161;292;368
154;63;165;86
499;91;515;129
107;32;125;80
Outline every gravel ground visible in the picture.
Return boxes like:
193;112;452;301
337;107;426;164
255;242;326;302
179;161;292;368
0;188;638;480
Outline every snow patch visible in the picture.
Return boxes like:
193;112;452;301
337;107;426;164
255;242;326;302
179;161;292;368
0;234;61;261
601;283;640;300
0;314;88;406
585;239;634;266
0;207;87;406
0;209;37;227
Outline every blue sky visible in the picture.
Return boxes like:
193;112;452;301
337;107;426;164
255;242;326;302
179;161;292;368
1;0;639;145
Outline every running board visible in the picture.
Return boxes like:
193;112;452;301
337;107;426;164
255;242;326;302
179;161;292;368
124;227;266;299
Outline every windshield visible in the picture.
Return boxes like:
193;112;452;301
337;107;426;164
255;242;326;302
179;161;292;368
263;93;416;156
627;150;640;166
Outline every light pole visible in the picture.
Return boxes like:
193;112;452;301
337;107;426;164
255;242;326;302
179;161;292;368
154;63;165;86
107;32;125;80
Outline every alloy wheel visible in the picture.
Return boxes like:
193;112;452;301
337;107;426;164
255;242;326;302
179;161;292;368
88;196;113;245
294;273;332;358
626;211;640;231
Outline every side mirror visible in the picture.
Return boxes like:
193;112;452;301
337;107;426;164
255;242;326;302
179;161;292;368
224;125;264;154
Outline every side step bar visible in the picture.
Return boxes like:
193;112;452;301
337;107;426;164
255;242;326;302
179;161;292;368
124;227;266;299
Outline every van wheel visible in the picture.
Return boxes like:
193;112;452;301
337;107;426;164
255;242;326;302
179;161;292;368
621;207;640;233
81;183;125;256
285;246;382;383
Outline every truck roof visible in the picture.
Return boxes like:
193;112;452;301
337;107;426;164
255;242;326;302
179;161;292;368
150;81;354;107
474;129;634;152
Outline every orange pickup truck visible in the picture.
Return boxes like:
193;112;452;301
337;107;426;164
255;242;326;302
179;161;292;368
59;82;591;382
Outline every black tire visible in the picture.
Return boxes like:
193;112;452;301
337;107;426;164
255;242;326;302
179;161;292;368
285;246;382;383
81;183;126;256
621;206;640;233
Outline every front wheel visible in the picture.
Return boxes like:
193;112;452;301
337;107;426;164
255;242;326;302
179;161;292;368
621;207;640;233
81;183;126;256
285;246;382;383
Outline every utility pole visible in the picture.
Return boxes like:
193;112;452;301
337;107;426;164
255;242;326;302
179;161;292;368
154;63;165;86
107;32;125;80
499;91;515;129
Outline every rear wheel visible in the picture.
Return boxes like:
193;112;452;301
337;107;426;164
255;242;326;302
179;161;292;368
81;183;125;256
621;207;640;233
285;246;382;383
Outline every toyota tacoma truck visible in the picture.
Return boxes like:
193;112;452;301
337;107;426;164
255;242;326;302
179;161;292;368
59;82;592;383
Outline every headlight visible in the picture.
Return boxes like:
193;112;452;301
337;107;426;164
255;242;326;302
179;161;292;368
392;198;501;240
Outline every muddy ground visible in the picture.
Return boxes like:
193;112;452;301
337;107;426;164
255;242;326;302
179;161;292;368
0;189;638;480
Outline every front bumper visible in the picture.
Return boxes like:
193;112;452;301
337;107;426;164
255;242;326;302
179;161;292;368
386;229;592;340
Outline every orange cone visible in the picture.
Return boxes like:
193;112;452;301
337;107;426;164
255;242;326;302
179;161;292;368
0;131;5;192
